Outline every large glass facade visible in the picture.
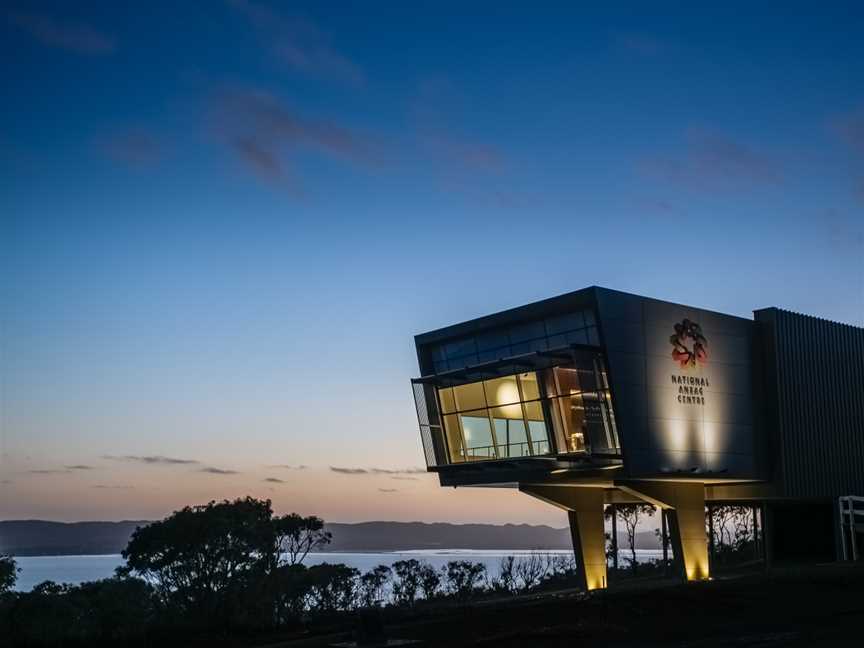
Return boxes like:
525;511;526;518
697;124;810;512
412;351;620;467
426;361;620;465
438;372;553;462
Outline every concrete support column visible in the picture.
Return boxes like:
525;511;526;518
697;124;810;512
520;485;607;590
617;481;709;582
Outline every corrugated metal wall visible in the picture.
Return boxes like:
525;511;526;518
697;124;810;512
757;308;864;498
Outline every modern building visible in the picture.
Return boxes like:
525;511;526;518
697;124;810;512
410;287;864;590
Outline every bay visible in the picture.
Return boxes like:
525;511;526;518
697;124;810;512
12;549;664;592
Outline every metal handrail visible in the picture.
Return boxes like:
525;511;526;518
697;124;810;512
461;439;551;460
839;495;864;561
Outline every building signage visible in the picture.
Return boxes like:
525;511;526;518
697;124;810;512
669;319;709;406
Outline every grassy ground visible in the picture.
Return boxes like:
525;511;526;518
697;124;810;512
268;563;864;647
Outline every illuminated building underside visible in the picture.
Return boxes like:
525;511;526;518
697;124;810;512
410;287;864;590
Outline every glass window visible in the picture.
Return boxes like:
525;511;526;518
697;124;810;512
453;381;486;411
528;420;550;454
566;329;588;345
442;414;465;463
583;309;596;327
424;364;613;464
438;387;456;414
491;407;528;458
545;312;585;335
553;367;582;395
508;321;546;343
460;411;496;459
475;330;509;351
556;395;586;453
578;369;597;391
529;338;549;352
444;337;477;359
523;400;545;421
477;349;504;363
484;375;521;407
547;334;567;348
518;372;540;401
433;359;449;373
523;401;551;454
586;326;600;346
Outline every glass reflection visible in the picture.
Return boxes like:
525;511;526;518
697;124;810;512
433;363;619;464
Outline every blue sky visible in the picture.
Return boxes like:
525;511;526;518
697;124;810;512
1;1;862;524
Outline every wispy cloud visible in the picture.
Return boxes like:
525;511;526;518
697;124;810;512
412;79;508;175
263;477;286;483
267;464;307;470
391;476;419;481
211;88;380;189
378;488;398;493
1;479;14;485
7;9;115;55
642;129;782;189
99;129;163;167
65;464;95;471
102;455;199;465
92;484;134;490
228;0;363;85
200;467;240;475
28;469;71;475
330;467;368;475
418;132;506;173
330;466;426;475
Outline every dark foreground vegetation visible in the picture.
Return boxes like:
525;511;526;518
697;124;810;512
0;497;584;647
0;497;851;647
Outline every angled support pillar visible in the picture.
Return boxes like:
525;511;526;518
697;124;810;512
520;484;607;590
616;481;709;582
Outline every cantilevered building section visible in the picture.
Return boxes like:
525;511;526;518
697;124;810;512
410;287;864;590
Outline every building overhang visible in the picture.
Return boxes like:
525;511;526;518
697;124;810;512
433;454;624;487
411;343;602;388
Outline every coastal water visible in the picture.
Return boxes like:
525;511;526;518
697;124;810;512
13;549;664;591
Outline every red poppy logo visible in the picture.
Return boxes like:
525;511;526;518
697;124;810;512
670;319;708;368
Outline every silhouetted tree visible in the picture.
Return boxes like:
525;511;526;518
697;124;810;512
495;556;518;593
270;564;312;626
121;497;276;629
605;503;655;573
0;555;17;594
418;562;441;600
305;563;359;613
358;565;391;608
272;513;332;566
443;561;486;601
391;559;424;606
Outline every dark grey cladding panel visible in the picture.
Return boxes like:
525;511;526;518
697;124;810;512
705;452;756;477
601;319;645;354
595;288;643;323
697;362;752;396
625;449;705;477
643;298;701;329
705;422;758;457
596;288;761;481
606;351;647;386
609;381;647;440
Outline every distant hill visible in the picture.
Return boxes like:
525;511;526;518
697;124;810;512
0;520;150;556
0;519;661;556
